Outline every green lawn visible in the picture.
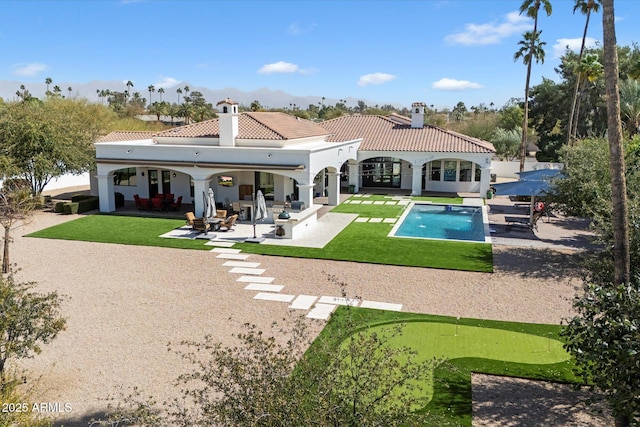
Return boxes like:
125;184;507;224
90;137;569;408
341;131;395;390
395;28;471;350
27;195;493;272
311;307;579;426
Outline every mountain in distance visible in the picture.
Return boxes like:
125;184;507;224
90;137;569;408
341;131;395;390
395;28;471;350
0;79;397;110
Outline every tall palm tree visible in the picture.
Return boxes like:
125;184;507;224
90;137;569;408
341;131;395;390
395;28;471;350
514;30;547;170
45;77;52;96
601;2;631;426
67;86;72;98
148;84;155;106
183;85;190;101
516;0;552;172
602;0;629;286
572;53;604;137
158;87;165;101
176;87;183;104
126;80;134;100
567;0;601;145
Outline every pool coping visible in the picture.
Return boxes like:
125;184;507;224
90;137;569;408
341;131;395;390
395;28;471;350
388;201;492;244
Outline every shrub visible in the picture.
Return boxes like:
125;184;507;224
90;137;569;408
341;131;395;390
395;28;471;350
63;203;79;214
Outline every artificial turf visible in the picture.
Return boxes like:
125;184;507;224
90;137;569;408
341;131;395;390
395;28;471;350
27;195;493;272
311;307;579;426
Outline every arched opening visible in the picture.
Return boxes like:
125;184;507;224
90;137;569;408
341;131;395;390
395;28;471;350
360;156;402;188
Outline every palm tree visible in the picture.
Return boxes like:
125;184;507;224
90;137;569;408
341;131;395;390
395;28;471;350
176;87;183;104
45;77;52;97
516;0;552;172
514;30;547;172
619;79;640;136
126;80;134;100
158;87;165;101
567;0;601;145
148;85;155;106
67;86;72;98
572;53;604;138
183;85;190;100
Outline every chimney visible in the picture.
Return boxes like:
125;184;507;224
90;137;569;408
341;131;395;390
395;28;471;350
217;98;239;146
411;102;425;128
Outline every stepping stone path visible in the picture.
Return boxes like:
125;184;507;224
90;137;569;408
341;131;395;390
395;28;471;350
204;237;403;320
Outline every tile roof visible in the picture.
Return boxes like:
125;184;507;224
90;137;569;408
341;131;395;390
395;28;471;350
97;131;156;143
320;114;496;154
153;112;330;140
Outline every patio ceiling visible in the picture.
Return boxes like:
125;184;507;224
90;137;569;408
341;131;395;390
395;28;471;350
96;158;306;171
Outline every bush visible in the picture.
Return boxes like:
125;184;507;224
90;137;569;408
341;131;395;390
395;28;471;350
76;196;98;213
63;203;79;214
54;202;66;213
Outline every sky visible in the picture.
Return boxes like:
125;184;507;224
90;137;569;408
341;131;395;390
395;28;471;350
1;0;639;110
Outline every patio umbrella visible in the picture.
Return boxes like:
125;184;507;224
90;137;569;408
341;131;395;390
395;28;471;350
516;168;563;181
247;190;267;243
492;179;554;225
203;188;216;219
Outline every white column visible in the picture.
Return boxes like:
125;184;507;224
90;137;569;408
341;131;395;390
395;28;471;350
97;173;115;212
411;162;423;196
326;171;340;206
192;179;210;217
480;165;492;197
296;183;315;209
348;160;359;193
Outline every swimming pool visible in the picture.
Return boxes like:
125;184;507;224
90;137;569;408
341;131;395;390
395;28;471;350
389;203;490;243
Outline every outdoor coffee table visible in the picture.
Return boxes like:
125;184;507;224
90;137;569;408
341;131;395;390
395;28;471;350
207;218;222;231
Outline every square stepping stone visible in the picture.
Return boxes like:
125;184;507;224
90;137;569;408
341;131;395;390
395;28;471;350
223;261;261;268
360;301;403;311
253;292;295;303
349;200;362;204
307;303;336;320
289;295;318;310
385;201;397;205
361;200;373;204
245;283;284;292
237;276;274;283
383;218;396;223
368;218;383;223
373;201;385;205
354;217;369;223
210;247;242;253
216;253;250;260
318;296;360;306
228;267;265;275
398;200;410;205
205;241;236;247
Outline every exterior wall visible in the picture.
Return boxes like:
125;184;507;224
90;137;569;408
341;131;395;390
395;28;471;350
490;161;564;179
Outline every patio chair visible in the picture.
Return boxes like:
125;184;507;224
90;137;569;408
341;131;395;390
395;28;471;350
151;197;164;211
134;194;149;211
169;196;183;211
185;211;196;227
219;214;238;231
215;209;227;219
192;217;211;235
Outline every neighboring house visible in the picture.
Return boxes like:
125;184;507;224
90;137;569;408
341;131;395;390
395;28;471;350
93;100;495;215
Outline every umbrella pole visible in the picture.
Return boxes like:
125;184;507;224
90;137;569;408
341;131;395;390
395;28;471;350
252;194;257;238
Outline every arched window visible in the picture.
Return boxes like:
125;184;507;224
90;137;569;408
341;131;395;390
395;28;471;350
223;106;228;113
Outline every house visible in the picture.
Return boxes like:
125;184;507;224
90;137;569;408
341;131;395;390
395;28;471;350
94;100;495;217
319;102;496;195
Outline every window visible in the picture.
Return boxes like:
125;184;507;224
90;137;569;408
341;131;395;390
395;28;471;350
443;161;457;182
475;164;482;182
429;161;441;181
459;161;472;182
113;168;137;186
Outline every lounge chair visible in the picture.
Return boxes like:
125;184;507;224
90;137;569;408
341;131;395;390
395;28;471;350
215;209;227;219
192;218;211;234
219;214;238;231
185;211;196;227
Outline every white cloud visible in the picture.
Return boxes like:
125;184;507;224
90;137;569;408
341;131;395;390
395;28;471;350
12;62;48;77
357;73;396;87
553;37;598;58
154;77;181;88
258;61;299;74
288;22;317;35
445;11;531;46
432;78;483;91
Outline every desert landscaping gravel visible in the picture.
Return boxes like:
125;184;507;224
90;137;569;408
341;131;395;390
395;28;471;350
10;210;611;426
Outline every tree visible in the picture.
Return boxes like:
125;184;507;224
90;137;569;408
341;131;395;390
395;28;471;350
0;99;108;195
157;87;165;101
176;87;182;104
619;78;640;136
451;101;467;121
147;84;155;106
0;186;38;273
561;280;640;426
44;77;53;97
567;0;601;145
602;0;630;289
490;127;522;160
148;101;169;121
516;0;552;172
514;29;548;171
0;273;66;394
67;86;72;98
250;100;263;112
126;80;134;100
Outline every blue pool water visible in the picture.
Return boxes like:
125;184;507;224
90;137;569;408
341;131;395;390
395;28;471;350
391;203;486;242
